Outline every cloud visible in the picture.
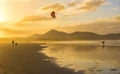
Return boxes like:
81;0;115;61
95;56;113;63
41;3;66;12
77;0;105;11
0;28;30;37
38;0;106;17
68;1;78;7
113;15;120;20
0;26;53;37
112;7;118;11
21;15;53;21
10;15;60;36
1;28;26;34
63;11;81;17
0;0;30;2
56;15;120;34
0;14;57;37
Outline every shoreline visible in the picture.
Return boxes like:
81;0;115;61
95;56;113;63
0;43;84;74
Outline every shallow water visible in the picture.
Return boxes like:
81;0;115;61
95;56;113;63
41;40;120;74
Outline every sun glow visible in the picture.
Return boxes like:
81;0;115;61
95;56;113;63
0;4;7;22
0;13;6;22
0;32;4;37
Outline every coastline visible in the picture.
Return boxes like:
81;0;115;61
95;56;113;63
0;43;83;74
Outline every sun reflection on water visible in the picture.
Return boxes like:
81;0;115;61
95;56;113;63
40;41;120;74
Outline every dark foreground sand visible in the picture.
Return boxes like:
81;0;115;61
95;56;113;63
0;43;83;74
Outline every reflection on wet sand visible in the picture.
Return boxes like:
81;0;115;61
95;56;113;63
41;43;120;74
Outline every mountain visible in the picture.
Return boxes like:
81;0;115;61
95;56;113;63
70;32;100;40
29;34;42;38
102;33;120;40
29;29;120;40
39;30;70;40
43;29;69;37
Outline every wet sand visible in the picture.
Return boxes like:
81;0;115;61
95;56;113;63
0;43;83;74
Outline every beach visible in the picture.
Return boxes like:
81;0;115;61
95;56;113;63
0;43;83;74
0;41;120;74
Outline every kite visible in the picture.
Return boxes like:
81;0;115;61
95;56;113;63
51;11;56;18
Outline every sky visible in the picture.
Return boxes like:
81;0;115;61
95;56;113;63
0;0;120;37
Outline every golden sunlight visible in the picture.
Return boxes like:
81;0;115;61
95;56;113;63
0;13;6;22
0;32;4;37
0;4;6;22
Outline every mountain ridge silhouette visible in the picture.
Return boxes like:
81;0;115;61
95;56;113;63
29;29;120;40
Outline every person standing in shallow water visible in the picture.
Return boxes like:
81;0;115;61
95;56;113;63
15;43;18;46
12;40;15;46
102;41;105;48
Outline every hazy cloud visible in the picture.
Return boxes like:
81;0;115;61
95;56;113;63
0;15;56;37
56;15;120;34
63;11;81;17
112;7;120;11
1;28;26;34
68;1;78;7
21;15;53;21
41;3;66;12
113;15;120;20
0;28;30;37
0;0;30;2
38;0;106;17
77;0;105;11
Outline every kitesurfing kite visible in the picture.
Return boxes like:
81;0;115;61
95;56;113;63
51;11;56;18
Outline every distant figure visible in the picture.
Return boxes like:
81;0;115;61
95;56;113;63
51;11;56;18
12;40;15;46
102;41;105;45
102;41;105;48
15;43;18;46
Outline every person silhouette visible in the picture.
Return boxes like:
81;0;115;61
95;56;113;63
12;40;15;46
102;41;105;48
15;43;18;46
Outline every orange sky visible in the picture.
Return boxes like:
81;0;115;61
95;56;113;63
0;0;120;37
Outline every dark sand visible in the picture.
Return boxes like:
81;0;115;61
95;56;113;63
0;43;83;74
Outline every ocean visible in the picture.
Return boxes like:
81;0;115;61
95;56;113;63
41;40;120;74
